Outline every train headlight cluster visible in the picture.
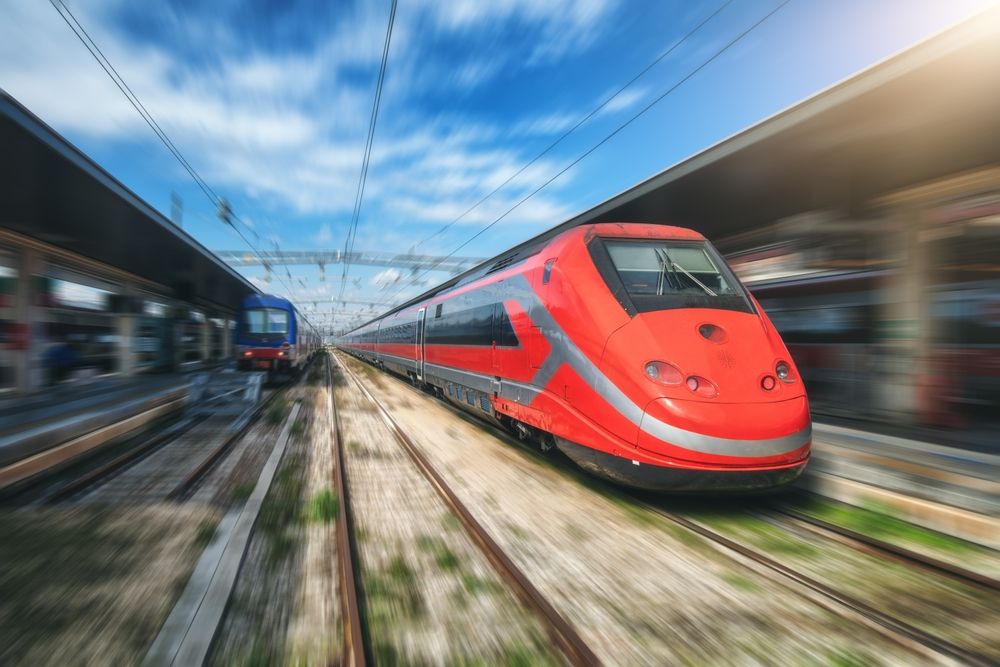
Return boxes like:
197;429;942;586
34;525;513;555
644;361;683;386
776;361;792;381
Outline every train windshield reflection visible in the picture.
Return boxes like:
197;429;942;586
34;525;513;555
599;240;753;314
243;308;288;335
606;241;739;296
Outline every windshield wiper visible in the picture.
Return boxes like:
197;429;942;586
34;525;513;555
667;255;717;297
654;248;681;295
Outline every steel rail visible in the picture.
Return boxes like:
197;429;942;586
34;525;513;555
636;502;994;667
326;354;369;666
168;368;307;501
334;353;601;667
46;415;205;503
771;506;1000;593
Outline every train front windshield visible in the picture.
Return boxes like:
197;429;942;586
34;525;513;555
242;308;289;341
597;239;754;314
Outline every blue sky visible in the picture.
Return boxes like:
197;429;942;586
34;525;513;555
0;0;994;330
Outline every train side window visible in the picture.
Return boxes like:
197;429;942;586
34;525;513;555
435;303;442;318
543;258;556;284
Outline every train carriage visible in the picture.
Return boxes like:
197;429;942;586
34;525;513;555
340;223;811;492
235;294;319;375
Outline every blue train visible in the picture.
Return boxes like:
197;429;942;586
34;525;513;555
234;294;321;374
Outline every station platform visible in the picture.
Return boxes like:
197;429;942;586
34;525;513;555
0;372;200;489
804;422;1000;548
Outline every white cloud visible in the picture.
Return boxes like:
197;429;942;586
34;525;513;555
313;224;333;244
0;0;612;264
371;268;402;287
418;0;619;63
600;86;649;115
511;112;578;137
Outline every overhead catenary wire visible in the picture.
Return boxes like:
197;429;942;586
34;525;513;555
48;0;299;298
337;0;399;306
408;0;735;256
373;0;792;314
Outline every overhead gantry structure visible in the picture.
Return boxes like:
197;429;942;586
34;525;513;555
216;249;487;275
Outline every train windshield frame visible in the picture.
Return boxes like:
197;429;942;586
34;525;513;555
242;307;289;338
589;238;755;315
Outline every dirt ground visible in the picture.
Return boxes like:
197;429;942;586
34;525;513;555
209;372;345;666
343;354;938;666
335;356;559;665
0;503;219;666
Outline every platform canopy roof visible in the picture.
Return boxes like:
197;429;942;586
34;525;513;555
563;8;1000;240
374;8;1000;327
0;92;257;312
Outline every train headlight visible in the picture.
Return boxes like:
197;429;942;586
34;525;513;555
685;375;718;398
644;361;682;386
776;361;792;382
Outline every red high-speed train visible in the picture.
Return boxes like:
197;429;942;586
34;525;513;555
339;223;810;491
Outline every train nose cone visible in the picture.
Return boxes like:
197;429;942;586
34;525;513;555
637;396;811;463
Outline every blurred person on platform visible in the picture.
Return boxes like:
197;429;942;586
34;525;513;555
44;335;79;386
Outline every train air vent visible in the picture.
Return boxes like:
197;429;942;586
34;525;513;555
487;254;519;274
698;323;727;343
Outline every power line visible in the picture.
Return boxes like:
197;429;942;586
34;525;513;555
374;0;792;314
338;0;398;305
48;0;297;297
409;0;734;256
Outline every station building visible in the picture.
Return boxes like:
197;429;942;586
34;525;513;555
0;93;255;394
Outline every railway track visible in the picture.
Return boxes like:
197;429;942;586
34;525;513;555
0;412;196;505
167;384;287;501
347;358;996;665
1;371;301;506
325;354;368;666
766;504;1000;593
333;353;601;667
631;500;995;666
47;415;205;503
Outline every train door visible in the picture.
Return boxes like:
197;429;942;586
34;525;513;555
490;282;505;397
416;307;426;381
491;302;503;375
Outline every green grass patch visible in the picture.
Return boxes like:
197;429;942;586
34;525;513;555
290;418;306;435
801;498;981;556
364;554;425;631
461;572;502;596
825;647;874;667
306;360;324;385
507;523;532;542
722;572;761;593
194;519;217;548
387;555;416;586
267;397;290;425
257;456;305;567
416;535;461;572
305;488;339;523
231;481;256;503
435;546;460;572
740;518;820;558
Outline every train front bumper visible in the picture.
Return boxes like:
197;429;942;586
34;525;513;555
555;436;808;493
